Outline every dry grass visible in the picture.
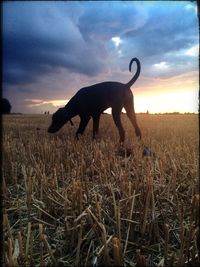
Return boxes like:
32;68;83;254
2;113;199;266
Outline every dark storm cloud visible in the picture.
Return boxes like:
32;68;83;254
78;1;147;42
3;2;107;86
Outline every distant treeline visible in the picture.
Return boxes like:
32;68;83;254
151;112;197;115
102;111;197;115
123;111;197;115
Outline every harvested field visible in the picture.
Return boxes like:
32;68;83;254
2;114;199;266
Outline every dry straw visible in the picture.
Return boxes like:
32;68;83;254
2;114;199;266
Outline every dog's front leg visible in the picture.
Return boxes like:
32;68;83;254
75;116;90;140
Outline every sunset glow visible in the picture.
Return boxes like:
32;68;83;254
135;90;198;114
25;99;68;108
3;1;199;114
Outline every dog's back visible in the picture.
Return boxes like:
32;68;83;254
71;81;125;114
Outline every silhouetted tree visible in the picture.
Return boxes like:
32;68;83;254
1;98;12;114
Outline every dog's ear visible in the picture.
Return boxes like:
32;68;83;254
69;119;74;126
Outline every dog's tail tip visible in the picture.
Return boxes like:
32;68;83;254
129;58;140;72
126;57;141;88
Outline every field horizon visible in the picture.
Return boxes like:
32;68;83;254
7;111;199;116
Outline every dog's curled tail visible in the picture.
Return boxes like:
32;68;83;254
125;57;141;88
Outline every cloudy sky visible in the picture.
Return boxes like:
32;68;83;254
3;1;199;114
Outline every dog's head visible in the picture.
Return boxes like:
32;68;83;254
48;107;73;133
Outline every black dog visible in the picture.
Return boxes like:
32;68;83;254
48;58;142;142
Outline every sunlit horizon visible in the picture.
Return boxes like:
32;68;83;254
22;68;199;114
23;88;199;115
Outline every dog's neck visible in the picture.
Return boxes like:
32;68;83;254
64;100;77;120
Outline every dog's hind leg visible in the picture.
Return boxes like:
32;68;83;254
112;107;125;143
124;99;141;139
92;113;101;139
76;115;90;139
